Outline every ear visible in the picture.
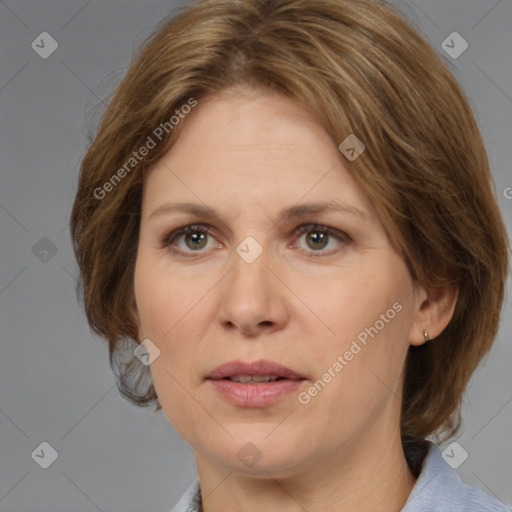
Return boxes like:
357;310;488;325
409;280;459;346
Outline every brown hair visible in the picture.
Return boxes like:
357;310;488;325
70;0;509;455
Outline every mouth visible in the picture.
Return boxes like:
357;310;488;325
206;359;306;407
221;375;290;383
206;359;306;382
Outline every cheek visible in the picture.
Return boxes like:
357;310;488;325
134;260;209;434
134;252;204;339
303;301;412;443
308;261;413;393
133;258;203;420
298;262;405;345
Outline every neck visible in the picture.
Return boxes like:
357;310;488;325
195;428;418;512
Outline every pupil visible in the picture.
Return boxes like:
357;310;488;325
187;232;207;250
307;231;328;250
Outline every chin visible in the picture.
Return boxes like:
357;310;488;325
213;435;308;477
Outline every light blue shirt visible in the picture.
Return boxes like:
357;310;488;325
170;442;509;512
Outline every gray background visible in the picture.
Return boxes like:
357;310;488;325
0;0;511;511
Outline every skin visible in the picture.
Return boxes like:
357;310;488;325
132;86;458;512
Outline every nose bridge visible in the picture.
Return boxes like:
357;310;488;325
217;234;288;334
230;234;273;296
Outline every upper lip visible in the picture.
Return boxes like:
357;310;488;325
206;359;306;380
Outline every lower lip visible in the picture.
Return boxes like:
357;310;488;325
208;378;305;407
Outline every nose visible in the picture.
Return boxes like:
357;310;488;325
217;242;290;338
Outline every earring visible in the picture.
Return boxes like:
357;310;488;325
424;330;430;342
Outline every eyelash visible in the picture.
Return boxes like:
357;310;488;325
159;223;351;258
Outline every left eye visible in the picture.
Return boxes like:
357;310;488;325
160;223;350;257
292;224;349;256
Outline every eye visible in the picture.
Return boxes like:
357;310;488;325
160;222;351;258
160;224;218;256
292;223;350;257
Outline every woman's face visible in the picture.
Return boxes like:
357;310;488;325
133;88;425;476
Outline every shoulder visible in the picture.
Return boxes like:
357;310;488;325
402;442;509;512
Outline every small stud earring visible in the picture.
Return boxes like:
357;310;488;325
424;330;430;342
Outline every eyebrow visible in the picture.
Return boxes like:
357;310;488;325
148;200;369;222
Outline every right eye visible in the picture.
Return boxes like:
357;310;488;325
160;224;219;256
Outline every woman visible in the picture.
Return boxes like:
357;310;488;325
70;0;510;510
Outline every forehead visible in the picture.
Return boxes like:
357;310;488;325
172;89;334;160
141;90;375;220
